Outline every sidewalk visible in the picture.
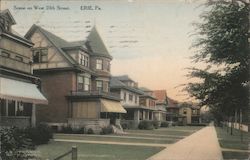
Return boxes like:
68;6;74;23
147;126;223;160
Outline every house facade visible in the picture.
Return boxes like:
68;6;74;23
179;104;201;125
110;76;156;128
24;25;126;132
152;90;167;123
0;10;48;128
166;97;201;125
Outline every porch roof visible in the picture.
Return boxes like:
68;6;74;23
0;77;48;104
101;99;126;113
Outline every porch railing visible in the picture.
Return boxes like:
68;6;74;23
0;116;30;128
54;146;77;160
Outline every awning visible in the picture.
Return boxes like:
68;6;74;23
0;77;48;104
101;99;127;113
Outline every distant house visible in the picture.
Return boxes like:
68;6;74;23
24;25;126;132
152;90;167;123
110;75;156;128
0;10;48;128
166;97;201;125
166;97;183;124
179;103;201;124
139;87;157;120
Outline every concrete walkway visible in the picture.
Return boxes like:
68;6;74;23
147;126;223;160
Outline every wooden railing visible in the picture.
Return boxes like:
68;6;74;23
54;146;77;160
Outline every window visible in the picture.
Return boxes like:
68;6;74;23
129;94;133;101
96;59;103;70
84;77;90;91
1;51;9;58
77;76;84;91
135;95;137;103
107;62;110;71
96;80;103;91
79;54;89;67
33;49;48;63
123;92;126;101
15;56;23;62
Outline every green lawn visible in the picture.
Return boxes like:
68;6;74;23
36;126;204;160
126;126;203;136
215;127;250;160
37;141;164;160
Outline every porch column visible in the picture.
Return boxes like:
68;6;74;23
134;110;140;122
15;100;17;116
6;99;8;116
31;104;36;127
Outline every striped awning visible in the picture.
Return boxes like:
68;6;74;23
101;99;126;113
0;77;48;104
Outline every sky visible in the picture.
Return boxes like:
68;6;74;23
1;0;205;102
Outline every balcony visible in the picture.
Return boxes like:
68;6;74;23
67;90;121;101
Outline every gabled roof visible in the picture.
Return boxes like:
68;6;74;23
0;10;32;46
167;97;179;108
110;77;144;95
139;87;152;92
153;90;167;104
114;75;134;82
86;26;112;59
25;24;79;66
0;9;16;25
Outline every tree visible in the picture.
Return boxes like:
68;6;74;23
186;0;249;125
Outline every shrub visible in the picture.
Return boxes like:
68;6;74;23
100;126;114;135
153;121;160;129
87;128;94;134
161;121;169;127
0;127;35;160
172;122;177;126
138;120;154;130
121;123;129;130
61;125;73;134
25;124;53;145
72;127;85;134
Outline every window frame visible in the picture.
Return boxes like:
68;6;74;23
96;80;103;91
96;59;103;70
32;48;48;63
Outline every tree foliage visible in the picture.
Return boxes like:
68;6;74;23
186;0;249;122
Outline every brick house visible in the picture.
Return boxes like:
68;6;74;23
24;25;126;132
0;10;48;128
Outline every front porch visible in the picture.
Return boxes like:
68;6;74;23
67;94;126;132
0;77;48;127
121;107;156;129
0;99;35;128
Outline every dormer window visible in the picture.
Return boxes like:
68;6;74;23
33;48;48;63
79;54;89;67
96;59;103;70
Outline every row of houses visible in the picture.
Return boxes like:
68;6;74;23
0;10;201;132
